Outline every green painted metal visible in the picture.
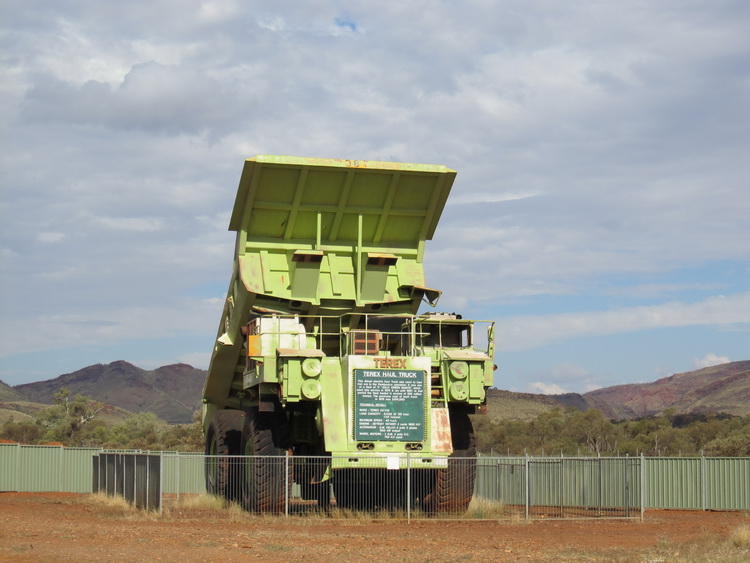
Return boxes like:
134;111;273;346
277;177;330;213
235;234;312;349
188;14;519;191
474;457;641;515
160;453;206;495
0;444;100;493
201;156;495;477
645;456;750;510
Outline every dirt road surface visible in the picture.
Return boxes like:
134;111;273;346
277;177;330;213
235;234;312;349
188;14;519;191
1;493;748;562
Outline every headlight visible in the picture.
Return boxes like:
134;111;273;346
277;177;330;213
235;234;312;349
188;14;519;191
449;360;468;379
302;357;322;377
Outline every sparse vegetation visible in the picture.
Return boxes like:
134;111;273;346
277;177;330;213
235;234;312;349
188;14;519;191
465;497;507;519
474;406;750;456
731;524;750;548
4;383;750;457
0;388;203;450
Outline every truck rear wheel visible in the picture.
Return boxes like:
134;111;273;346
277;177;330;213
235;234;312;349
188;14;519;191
422;410;477;514
204;410;244;502
240;407;291;513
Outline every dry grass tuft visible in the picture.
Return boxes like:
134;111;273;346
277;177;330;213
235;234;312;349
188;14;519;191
465;497;506;519
730;524;750;548
85;492;162;520
86;491;136;512
163;493;255;522
172;493;227;511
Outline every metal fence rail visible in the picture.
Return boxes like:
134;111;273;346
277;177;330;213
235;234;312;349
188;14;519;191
2;444;748;518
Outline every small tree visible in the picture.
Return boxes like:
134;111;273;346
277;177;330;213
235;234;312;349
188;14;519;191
36;388;103;445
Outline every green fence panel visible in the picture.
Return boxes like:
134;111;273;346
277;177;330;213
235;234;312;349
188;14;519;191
61;447;102;493
642;457;750;510
474;457;525;504
705;457;750;510
644;457;702;509
161;453;206;495
16;446;63;492
0;443;21;491
0;445;103;493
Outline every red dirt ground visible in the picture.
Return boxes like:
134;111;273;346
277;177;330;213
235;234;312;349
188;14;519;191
1;492;748;562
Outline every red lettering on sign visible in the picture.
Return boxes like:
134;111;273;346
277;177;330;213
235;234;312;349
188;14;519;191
373;358;407;368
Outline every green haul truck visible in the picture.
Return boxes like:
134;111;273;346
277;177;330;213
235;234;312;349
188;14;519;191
202;155;495;512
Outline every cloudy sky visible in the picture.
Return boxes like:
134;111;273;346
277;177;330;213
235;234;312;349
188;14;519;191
1;1;748;394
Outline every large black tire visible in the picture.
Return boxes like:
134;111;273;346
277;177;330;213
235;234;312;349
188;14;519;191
423;410;477;514
240;407;291;513
204;410;244;502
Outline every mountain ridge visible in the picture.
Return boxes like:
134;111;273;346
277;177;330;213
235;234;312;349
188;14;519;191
13;361;205;424
582;360;750;419
8;360;749;425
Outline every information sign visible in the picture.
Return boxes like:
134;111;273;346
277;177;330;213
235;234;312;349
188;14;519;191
354;369;425;441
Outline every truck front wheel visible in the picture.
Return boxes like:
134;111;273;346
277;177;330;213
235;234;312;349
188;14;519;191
204;410;244;502
422;410;477;513
240;407;291;513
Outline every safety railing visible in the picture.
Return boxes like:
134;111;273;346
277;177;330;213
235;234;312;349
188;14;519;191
163;453;642;520
241;312;494;358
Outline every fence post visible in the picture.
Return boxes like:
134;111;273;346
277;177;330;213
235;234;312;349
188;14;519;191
285;452;290;518
597;455;602;517
640;453;645;520
624;455;630;518
159;454;164;514
58;444;64;493
406;452;411;524
701;451;706;511
524;453;530;520
15;443;21;492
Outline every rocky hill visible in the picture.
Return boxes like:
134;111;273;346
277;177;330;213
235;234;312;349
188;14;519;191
0;380;28;402
14;361;205;424
583;360;750;419
483;361;749;421
8;360;749;426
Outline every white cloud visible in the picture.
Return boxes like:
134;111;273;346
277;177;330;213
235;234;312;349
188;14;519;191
693;353;731;369
38;232;66;243
197;1;240;24
520;363;605;395
0;297;222;359
497;293;750;352
529;382;568;395
95;216;164;232
451;191;540;204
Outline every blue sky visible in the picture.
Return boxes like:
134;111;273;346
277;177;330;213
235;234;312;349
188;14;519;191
1;1;748;393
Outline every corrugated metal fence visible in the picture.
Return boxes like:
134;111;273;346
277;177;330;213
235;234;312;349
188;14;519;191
1;444;748;514
92;453;162;511
0;444;99;493
475;456;643;518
